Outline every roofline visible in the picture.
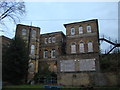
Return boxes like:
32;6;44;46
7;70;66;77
64;19;98;28
41;31;65;36
17;24;40;29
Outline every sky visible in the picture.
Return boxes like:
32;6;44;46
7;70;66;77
0;1;118;53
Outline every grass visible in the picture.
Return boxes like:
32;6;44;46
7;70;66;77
2;84;120;90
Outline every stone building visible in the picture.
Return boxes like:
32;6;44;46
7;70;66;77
57;19;100;86
15;19;100;85
39;31;66;72
15;24;40;82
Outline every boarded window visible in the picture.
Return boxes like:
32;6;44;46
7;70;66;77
71;43;76;53
79;42;84;53
88;41;93;52
79;59;96;71
60;60;75;72
79;26;83;34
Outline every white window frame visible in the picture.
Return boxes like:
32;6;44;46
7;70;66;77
79;26;83;34
52;37;56;43
31;45;35;55
22;29;27;35
71;43;76;53
44;50;48;58
79;42;84;53
87;25;92;33
31;30;36;39
45;38;47;44
88;41;93;52
48;37;51;43
51;49;56;58
71;28;75;35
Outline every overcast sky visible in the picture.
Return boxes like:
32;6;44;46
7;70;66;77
0;2;118;53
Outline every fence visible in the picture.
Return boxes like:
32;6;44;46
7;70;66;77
38;77;57;84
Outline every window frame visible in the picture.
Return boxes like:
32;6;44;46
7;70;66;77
52;37;56;43
71;27;75;35
31;45;35;55
79;42;85;53
44;50;48;58
86;25;92;33
88;41;93;52
71;43;76;54
22;28;27;35
51;49;56;58
79;26;83;34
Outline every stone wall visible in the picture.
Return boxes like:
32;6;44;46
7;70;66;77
57;72;119;86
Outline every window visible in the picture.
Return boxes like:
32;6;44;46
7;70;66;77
45;38;47;44
71;28;75;35
31;30;36;39
48;37;51;43
51;49;56;58
22;29;26;35
88;41;93;52
52;37;56;43
44;50;48;58
79;42;84;53
31;45;35;55
79;26;83;34
87;25;92;33
71;43;76;53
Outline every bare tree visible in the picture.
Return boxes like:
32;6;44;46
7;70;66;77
0;0;26;25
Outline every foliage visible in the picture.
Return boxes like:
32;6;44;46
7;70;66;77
100;49;120;72
2;36;29;85
0;0;26;25
33;62;57;83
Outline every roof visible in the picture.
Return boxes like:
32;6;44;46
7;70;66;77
64;19;98;28
17;24;40;29
41;31;65;36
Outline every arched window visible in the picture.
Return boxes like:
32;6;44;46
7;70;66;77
44;50;48;58
71;43;76;53
51;49;56;58
79;42;84;53
88;41;93;52
52;37;56;43
86;25;92;33
48;37;52;43
71;27;75;35
79;26;83;34
31;30;36;39
31;45;35;55
22;28;26;35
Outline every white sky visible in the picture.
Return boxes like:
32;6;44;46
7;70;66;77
0;1;118;53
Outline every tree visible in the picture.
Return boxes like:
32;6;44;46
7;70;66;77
2;36;29;85
0;0;26;25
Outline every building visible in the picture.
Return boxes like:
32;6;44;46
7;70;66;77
15;24;40;82
57;19;100;86
15;19;100;85
39;31;66;72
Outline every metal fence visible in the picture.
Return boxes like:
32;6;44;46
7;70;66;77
38;77;57;84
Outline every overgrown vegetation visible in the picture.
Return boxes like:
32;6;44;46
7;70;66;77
100;49;120;72
2;36;29;85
